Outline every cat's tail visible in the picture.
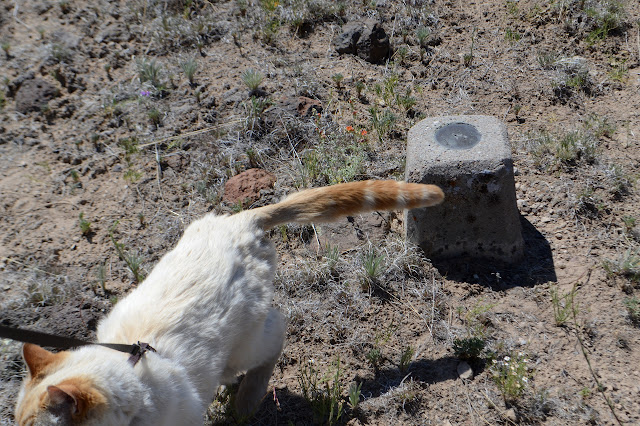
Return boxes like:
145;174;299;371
249;180;444;230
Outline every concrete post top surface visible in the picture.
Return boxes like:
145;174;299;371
407;115;511;165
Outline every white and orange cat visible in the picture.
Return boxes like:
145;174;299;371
15;180;443;425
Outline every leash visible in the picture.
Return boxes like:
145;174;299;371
0;324;155;366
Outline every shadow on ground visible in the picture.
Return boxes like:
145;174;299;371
234;355;462;425
430;215;556;289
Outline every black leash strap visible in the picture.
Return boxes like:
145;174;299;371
0;324;155;366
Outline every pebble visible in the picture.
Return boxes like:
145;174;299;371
457;361;473;380
504;408;517;422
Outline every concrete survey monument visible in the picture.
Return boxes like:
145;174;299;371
405;115;524;262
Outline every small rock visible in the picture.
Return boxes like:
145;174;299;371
277;96;322;118
504;408;517;422
16;79;58;113
457;361;473;380
223;168;276;204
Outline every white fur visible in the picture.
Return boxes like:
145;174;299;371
17;212;286;425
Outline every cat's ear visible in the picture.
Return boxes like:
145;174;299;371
47;385;78;414
47;379;107;420
22;343;62;378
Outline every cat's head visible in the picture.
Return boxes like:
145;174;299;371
15;344;121;426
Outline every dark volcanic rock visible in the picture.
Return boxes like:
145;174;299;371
15;79;58;113
333;20;391;64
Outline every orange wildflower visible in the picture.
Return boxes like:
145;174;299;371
346;125;354;132
360;129;368;136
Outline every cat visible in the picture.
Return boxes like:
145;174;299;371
15;180;444;425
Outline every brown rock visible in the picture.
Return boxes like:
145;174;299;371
223;168;276;204
277;96;322;118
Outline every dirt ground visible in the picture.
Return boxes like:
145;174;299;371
1;0;640;424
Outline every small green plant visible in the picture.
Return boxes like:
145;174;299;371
416;26;430;48
355;80;365;97
51;43;70;63
622;216;636;233
453;337;486;361
0;90;5;111
323;244;340;272
148;108;162;126
463;29;476;67
362;247;384;285
78;213;92;236
369;107;396;143
95;263;107;293
181;58;198;85
109;222;145;283
399;346;414;373
504;27;521;43
137;58;163;88
1;41;10;57
348;382;362;410
366;347;382;371
580;386;592;399
608;59;628;83
459;300;495;338
550;284;578;327
491;352;531;403
241;68;264;92
585;1;626;43
331;73;344;90
624;297;640;325
298;358;344;425
603;249;640;282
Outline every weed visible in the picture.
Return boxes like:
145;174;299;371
463;29;476;67
604;164;633;198
355;80;365;97
416;26;431;48
137;58;163;88
584;114;616;138
361;247;384;286
369;106;396;143
366;347;383;371
574;185;605;218
348;382;362;410
180;58;198;85
323;244;340;272
1;42;9;57
95;263;107;293
0;90;5;111
148;108;162;127
459;300;495;338
580;387;592;399
603;249;640;282
453;337;486;361
491;352;531;403
585;1;626;43
537;51;560;69
298;358;344;425
504;27;521;43
550;284;578;326
51;43;71;63
331;73;344;90
241;68;264;93
109;222;145;283
302;132;366;186
527;128;598;169
622;216;636;233
399;346;414;373
624;297;640;325
608;59;628;82
78;213;92;236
